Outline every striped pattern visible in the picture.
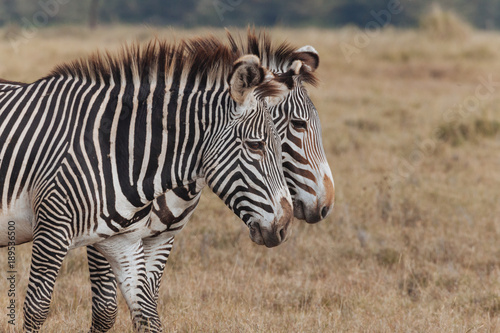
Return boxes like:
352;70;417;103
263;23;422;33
0;37;293;332
87;32;335;333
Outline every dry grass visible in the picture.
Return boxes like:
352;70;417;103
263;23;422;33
1;25;500;332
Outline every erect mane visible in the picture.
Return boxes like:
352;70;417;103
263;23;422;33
46;36;241;87
227;29;319;87
43;31;316;98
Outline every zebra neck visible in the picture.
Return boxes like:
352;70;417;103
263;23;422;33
156;81;231;194
103;76;231;208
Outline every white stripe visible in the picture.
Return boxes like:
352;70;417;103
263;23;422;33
136;67;157;202
153;67;173;197
128;64;141;186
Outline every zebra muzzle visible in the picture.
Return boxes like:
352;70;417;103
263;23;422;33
248;197;292;248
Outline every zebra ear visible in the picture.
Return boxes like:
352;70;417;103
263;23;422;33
229;54;265;105
292;45;319;73
283;46;319;87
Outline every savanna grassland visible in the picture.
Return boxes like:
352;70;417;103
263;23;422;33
1;22;500;332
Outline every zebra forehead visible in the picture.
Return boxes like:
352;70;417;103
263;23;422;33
272;82;313;116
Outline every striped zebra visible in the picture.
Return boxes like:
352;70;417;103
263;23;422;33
85;31;335;333
0;37;296;332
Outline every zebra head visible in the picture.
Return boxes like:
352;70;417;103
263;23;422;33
269;46;335;223
203;55;293;248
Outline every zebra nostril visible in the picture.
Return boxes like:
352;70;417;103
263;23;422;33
279;227;286;242
321;206;329;219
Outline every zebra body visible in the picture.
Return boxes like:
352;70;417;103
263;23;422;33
0;38;294;332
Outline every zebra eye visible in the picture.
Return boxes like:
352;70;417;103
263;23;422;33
245;140;265;151
291;119;307;130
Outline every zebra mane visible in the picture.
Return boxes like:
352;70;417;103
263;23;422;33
227;29;319;87
45;31;317;95
46;36;242;89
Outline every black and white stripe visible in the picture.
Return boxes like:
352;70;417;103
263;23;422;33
0;38;293;332
85;32;335;333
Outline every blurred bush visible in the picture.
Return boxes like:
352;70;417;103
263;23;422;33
419;4;472;40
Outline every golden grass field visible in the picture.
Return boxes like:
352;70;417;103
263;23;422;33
1;24;500;332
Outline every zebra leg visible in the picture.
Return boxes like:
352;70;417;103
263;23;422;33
143;235;175;302
93;235;162;333
87;245;118;333
23;230;69;332
86;236;174;333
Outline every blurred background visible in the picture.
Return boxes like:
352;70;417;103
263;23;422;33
1;1;500;332
0;0;499;29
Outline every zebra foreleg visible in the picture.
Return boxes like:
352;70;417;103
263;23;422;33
23;230;69;332
93;235;162;333
87;245;118;333
143;235;175;302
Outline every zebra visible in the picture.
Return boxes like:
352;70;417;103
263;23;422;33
84;31;335;333
0;31;336;332
0;37;296;332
